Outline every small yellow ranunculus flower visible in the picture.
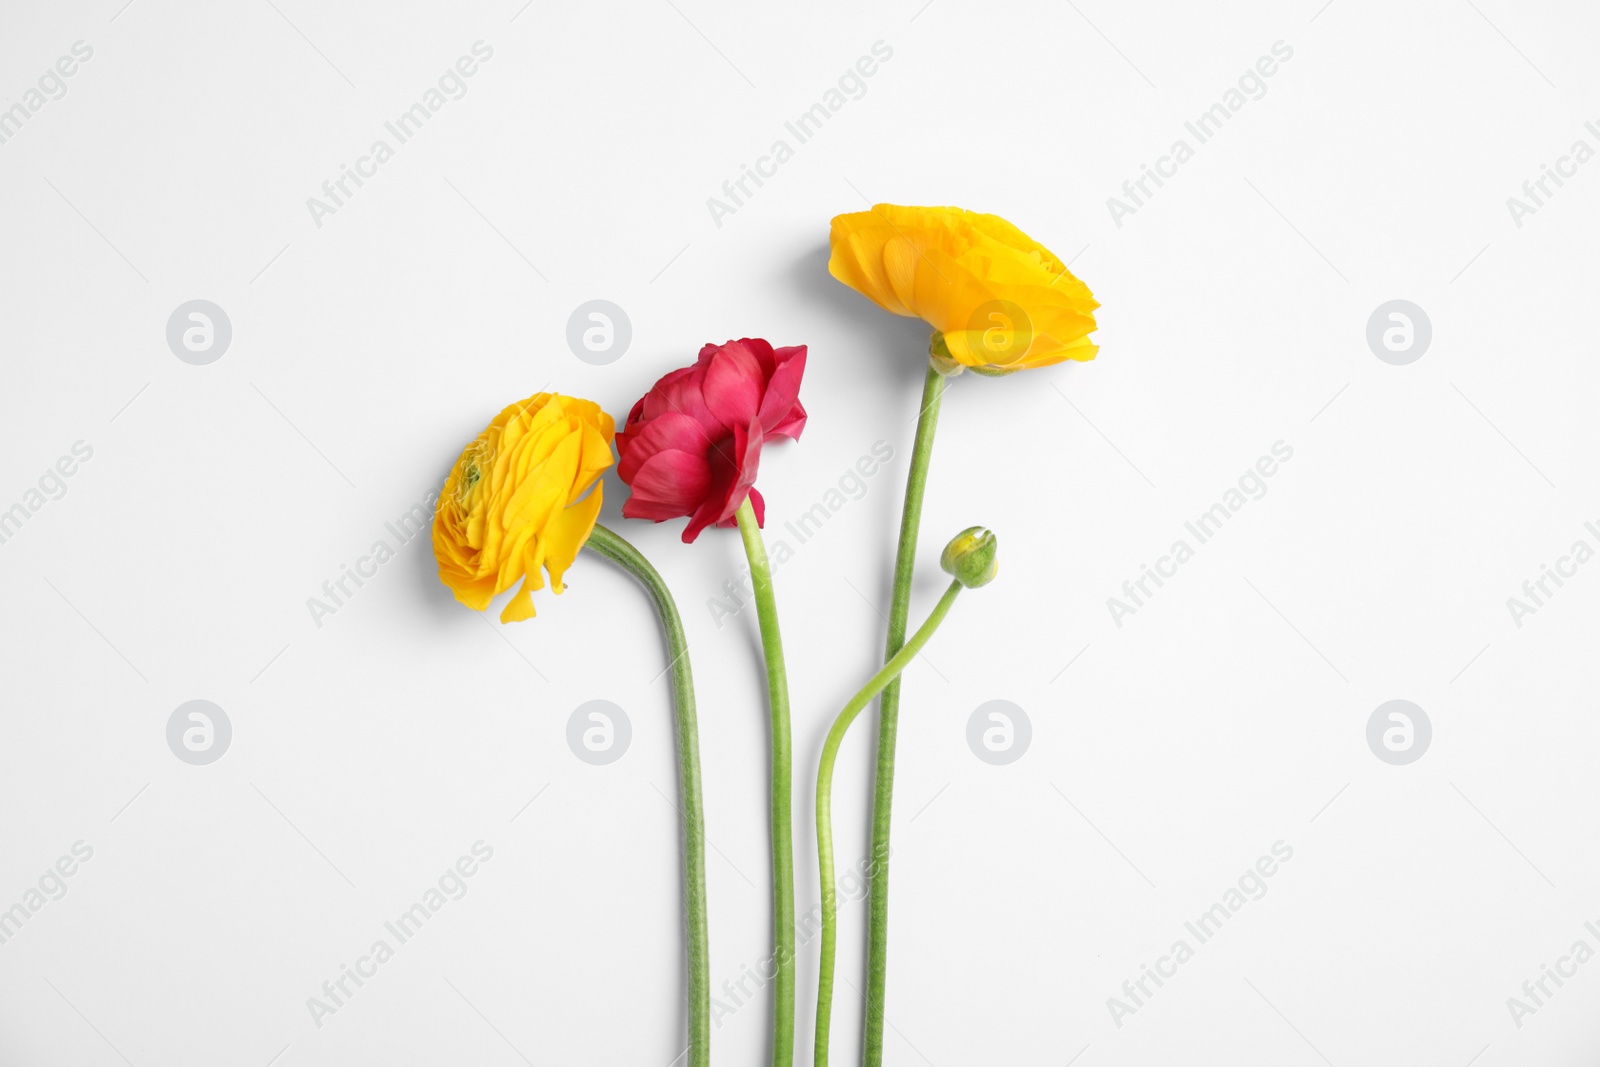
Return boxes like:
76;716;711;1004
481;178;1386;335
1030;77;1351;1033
433;393;615;622
828;204;1099;374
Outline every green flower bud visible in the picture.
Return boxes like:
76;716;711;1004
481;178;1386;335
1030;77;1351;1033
941;526;998;588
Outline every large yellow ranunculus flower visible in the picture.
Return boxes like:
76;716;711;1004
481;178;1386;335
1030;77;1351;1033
433;393;615;622
828;204;1099;374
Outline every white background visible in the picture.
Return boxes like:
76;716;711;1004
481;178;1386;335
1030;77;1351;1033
1;0;1598;1063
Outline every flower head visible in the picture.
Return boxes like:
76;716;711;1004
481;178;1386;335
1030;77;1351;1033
940;526;998;588
433;393;615;622
828;205;1098;374
616;338;806;543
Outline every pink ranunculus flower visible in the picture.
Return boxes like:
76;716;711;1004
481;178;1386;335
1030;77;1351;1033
616;338;807;543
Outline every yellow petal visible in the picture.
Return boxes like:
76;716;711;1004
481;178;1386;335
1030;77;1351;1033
545;482;603;594
500;578;537;622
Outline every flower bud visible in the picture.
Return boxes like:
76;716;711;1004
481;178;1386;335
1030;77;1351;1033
941;526;998;588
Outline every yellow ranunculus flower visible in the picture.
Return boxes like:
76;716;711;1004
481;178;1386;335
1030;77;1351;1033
433;393;615;622
828;204;1099;374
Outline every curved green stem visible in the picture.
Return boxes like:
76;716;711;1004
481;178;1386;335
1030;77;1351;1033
584;524;709;1067
815;579;963;1067
866;361;946;1066
734;496;795;1067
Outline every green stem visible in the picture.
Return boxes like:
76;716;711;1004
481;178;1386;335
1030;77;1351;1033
734;496;795;1067
584;524;709;1067
815;580;963;1067
866;361;946;1066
